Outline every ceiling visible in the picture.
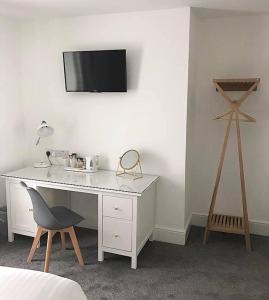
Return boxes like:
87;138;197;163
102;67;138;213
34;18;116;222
1;0;269;19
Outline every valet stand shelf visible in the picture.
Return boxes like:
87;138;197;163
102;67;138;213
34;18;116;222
203;78;260;252
208;214;244;235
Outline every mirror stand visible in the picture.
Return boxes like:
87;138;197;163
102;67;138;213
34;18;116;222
116;159;143;180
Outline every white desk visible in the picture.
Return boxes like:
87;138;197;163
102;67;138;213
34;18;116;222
2;167;159;269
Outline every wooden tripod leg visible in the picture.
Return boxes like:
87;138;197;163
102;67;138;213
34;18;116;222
203;112;233;244
235;111;251;251
67;227;84;266
44;230;54;273
27;227;43;263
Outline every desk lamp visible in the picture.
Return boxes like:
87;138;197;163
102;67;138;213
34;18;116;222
34;121;54;168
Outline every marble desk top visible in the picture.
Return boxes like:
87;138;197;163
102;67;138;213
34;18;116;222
2;166;159;196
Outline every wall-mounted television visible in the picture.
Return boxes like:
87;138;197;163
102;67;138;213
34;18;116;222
63;49;127;92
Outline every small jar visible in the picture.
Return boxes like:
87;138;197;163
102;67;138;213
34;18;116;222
77;157;84;169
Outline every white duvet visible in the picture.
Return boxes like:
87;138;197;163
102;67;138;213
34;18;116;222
0;266;87;300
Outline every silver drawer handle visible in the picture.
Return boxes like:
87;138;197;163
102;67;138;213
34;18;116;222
114;207;119;211
29;208;33;212
114;234;119;238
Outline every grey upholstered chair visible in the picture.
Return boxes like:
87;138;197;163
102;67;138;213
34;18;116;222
20;181;85;272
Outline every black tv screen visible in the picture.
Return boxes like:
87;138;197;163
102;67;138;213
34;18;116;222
63;49;127;92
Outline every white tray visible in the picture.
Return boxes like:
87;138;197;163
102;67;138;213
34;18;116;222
64;167;97;173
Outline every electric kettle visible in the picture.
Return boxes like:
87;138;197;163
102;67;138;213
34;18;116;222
85;155;99;173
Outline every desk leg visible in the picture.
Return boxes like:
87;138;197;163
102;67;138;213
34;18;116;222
98;250;104;262
98;194;104;262
131;197;138;269
131;255;137;269
8;232;14;243
6;181;14;242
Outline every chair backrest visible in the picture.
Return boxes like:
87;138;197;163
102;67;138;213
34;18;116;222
20;181;61;229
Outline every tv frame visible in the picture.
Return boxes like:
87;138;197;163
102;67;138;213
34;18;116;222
63;49;127;93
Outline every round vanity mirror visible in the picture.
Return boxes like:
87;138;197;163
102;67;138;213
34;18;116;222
120;149;140;170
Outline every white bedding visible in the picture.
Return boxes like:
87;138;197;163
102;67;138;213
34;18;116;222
0;266;87;300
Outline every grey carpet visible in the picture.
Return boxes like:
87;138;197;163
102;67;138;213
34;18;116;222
0;206;7;223
1;223;269;300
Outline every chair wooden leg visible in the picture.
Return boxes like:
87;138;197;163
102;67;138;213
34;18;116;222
60;231;66;250
67;227;84;266
44;230;54;273
27;227;43;263
203;228;210;244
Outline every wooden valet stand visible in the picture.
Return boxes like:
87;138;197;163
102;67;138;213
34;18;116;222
203;78;260;251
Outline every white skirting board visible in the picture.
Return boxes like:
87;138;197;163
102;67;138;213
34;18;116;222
154;215;192;245
153;226;186;245
191;213;269;237
150;212;269;245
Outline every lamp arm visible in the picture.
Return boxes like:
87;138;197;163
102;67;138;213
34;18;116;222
36;137;40;146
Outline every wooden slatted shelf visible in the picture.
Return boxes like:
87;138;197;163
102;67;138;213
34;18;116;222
208;214;245;235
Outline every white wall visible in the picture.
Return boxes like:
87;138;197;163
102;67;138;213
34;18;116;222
20;8;191;243
188;11;269;233
185;9;201;228
0;16;26;207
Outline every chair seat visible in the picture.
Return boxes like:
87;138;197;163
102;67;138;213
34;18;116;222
49;206;84;230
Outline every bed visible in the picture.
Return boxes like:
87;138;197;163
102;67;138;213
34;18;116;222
0;266;87;300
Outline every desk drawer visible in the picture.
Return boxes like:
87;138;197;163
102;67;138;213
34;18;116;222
103;217;132;251
9;182;36;234
103;195;132;220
